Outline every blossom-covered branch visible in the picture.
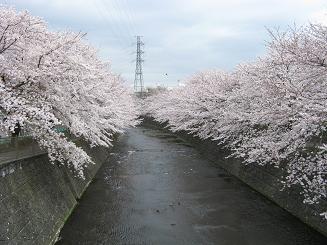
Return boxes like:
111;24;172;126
0;7;138;177
144;24;327;216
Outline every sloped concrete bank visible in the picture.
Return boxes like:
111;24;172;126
141;117;327;237
0;140;112;245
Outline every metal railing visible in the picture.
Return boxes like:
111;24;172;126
0;135;45;165
0;125;68;165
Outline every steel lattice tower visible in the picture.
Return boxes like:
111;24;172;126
134;36;144;96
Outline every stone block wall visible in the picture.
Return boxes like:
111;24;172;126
0;142;111;244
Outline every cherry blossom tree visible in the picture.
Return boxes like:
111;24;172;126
0;6;138;176
144;24;327;217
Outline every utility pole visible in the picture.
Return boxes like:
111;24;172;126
134;36;144;97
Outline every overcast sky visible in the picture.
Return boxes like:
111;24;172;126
4;0;327;87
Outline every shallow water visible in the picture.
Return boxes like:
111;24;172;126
57;126;327;245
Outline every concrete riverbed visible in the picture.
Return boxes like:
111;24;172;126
56;126;327;245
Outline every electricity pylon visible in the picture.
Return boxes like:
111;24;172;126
134;36;144;96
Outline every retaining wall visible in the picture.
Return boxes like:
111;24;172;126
0;140;111;245
141;117;327;237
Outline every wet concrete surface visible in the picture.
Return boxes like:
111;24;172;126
56;126;327;245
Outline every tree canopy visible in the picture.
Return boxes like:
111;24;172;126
0;7;138;177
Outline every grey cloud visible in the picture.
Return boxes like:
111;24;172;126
6;0;327;86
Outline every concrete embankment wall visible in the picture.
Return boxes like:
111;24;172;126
141;117;327;237
0;141;111;245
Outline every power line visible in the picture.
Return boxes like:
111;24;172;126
111;0;135;38
93;0;137;85
97;0;132;48
119;0;137;35
109;0;132;40
94;1;121;44
94;1;134;59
